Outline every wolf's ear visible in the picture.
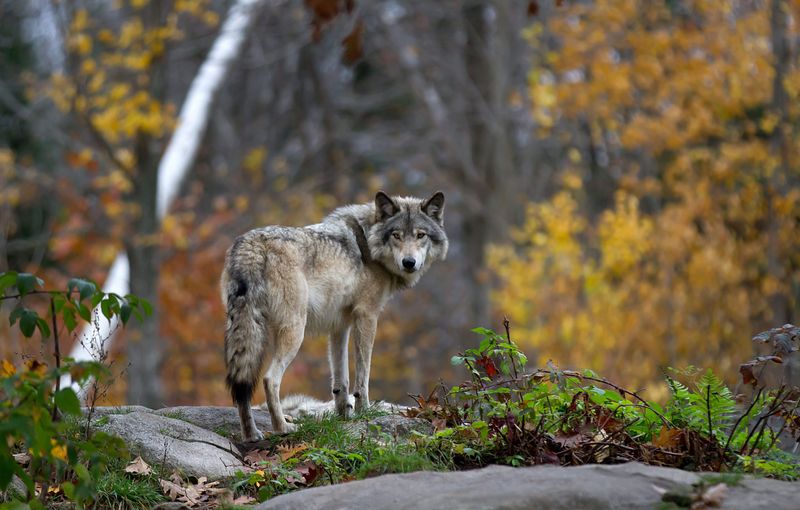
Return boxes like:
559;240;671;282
421;191;445;225
375;191;399;221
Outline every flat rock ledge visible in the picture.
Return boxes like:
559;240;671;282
85;405;429;481
96;411;246;480
255;462;800;510
152;406;274;439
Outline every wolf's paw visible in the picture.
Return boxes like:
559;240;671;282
244;429;265;442
335;402;353;419
277;422;297;434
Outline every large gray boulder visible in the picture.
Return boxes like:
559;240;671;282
255;462;800;510
153;406;273;439
97;411;246;480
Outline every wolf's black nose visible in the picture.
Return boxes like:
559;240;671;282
402;257;416;270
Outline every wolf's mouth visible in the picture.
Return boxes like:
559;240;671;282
403;267;418;274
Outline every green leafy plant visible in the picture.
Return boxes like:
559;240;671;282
416;323;800;474
0;270;151;508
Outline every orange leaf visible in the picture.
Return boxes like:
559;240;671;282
341;20;364;66
652;426;683;449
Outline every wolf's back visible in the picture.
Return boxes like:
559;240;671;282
222;234;270;408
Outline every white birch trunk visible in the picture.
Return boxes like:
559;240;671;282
63;0;268;396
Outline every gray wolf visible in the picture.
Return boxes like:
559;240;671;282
221;191;448;440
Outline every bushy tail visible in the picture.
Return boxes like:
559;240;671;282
223;244;267;409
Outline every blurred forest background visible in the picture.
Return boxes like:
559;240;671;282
1;0;799;407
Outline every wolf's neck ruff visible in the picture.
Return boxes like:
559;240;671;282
221;191;448;440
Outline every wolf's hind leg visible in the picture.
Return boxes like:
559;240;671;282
263;323;304;433
236;401;262;442
329;327;351;418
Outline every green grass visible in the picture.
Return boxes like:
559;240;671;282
353;403;393;420
698;472;743;487
214;426;234;438
357;444;438;478
95;470;165;509
234;408;446;502
160;410;187;421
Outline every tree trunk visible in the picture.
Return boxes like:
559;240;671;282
768;0;790;327
462;1;515;328
767;0;795;388
125;131;163;406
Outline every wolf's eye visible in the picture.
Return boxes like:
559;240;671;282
417;232;427;239
392;232;402;240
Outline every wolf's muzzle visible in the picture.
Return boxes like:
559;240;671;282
402;257;417;272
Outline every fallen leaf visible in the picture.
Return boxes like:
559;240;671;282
652;426;683;449
431;418;448;432
553;432;584;448
233;494;257;504
244;449;280;466
159;479;186;503
277;443;308;461
125;456;152;476
400;407;421;418
295;461;321;485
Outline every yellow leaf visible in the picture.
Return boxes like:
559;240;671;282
71;9;89;32
0;359;16;377
72;34;92;56
243;147;266;173
50;439;67;461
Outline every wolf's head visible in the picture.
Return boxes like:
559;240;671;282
367;190;449;286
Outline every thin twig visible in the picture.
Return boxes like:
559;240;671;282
725;387;763;452
706;384;713;441
50;297;61;422
766;396;800;452
503;316;518;379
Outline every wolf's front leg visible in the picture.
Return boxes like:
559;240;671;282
352;315;377;414
329;327;352;418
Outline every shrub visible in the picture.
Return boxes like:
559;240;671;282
0;271;150;508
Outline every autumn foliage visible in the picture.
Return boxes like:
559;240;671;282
1;0;799;408
491;0;800;396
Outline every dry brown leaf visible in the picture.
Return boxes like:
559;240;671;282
652;426;683;449
244;449;280;466
124;456;152;476
233;494;257;505
277;444;308;462
553;432;583;448
159;479;186;503
169;470;183;485
431;417;448;432
295;461;321;485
